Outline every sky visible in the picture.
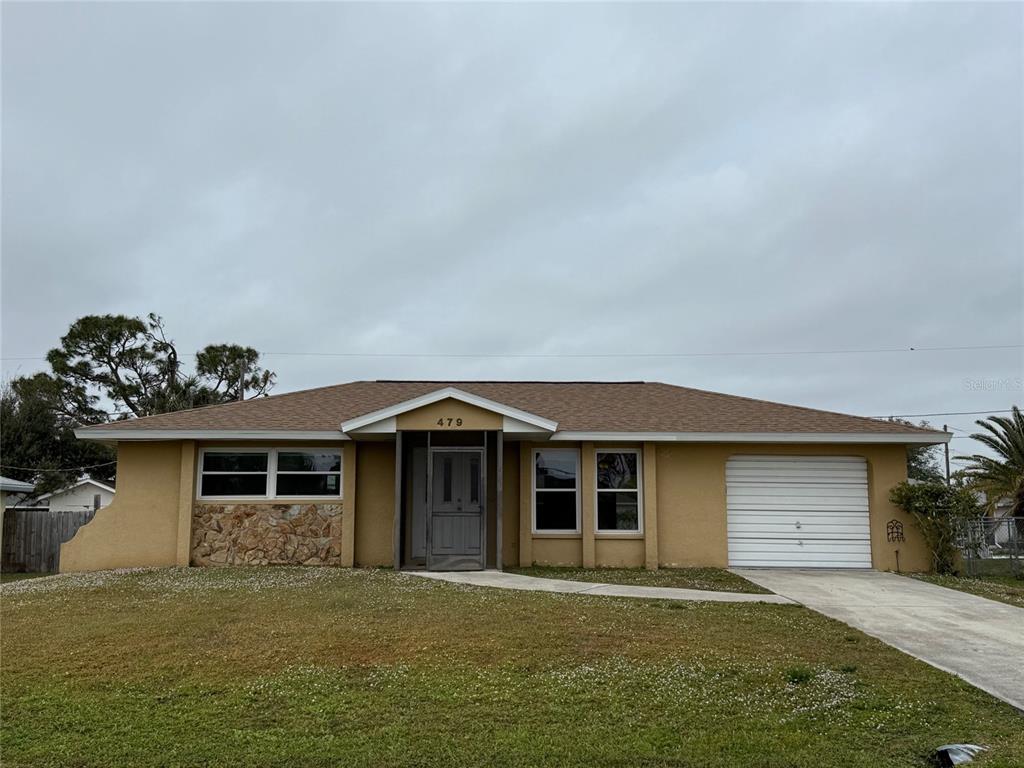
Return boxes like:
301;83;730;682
1;2;1022;461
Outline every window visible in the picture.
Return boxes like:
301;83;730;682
275;450;341;496
596;450;641;532
198;448;342;499
533;449;579;532
200;451;269;497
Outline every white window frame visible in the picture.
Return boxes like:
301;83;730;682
196;447;343;501
595;448;643;535
531;447;581;535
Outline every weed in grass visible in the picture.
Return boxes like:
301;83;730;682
785;665;815;684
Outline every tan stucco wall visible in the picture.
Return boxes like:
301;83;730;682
396;399;501;431
60;441;187;572
595;538;645;567
654;442;928;572
61;434;927;574
501;442;520;566
531;537;582;567
353;441;395;566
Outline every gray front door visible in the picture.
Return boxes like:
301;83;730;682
428;449;484;570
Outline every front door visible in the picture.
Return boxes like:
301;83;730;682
428;449;484;570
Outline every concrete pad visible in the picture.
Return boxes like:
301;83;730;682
733;568;1024;711
406;569;793;604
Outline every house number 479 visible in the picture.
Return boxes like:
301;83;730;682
436;418;464;427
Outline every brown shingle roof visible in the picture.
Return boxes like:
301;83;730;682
80;380;944;438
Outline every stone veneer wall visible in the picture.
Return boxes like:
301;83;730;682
191;503;343;566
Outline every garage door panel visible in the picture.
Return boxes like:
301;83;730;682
726;461;866;474
726;469;869;481
728;524;870;537
728;486;867;499
733;536;868;548
731;557;873;568
727;456;871;569
728;501;869;513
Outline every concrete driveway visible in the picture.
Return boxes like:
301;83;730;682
733;568;1024;711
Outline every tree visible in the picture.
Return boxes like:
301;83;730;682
47;314;275;419
958;406;1024;517
0;375;115;494
889;418;944;482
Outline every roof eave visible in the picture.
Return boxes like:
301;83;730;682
549;431;951;444
74;428;350;442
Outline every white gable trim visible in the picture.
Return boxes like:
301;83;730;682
340;387;558;433
33;478;116;501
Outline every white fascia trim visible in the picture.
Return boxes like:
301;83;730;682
549;431;951;445
340;387;558;433
75;429;350;442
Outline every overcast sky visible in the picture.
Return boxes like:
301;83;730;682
2;2;1021;458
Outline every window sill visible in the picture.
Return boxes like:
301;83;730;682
595;533;644;540
195;497;343;504
531;532;582;539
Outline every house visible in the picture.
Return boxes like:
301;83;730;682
0;475;35;510
60;380;949;573
29;478;115;513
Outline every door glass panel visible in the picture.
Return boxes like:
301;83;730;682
469;456;480;503
442;457;453;502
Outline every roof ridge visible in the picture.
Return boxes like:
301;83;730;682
374;380;645;384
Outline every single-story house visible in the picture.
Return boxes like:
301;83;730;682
61;380;949;573
29;478;116;513
0;475;35;510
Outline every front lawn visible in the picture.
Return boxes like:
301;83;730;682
508;565;770;593
0;572;50;584
911;573;1024;609
2;568;1022;767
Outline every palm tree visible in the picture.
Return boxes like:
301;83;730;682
958;406;1024;517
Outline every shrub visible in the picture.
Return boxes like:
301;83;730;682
889;481;981;574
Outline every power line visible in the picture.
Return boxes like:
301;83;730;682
0;460;117;472
2;342;1021;362
877;409;1016;418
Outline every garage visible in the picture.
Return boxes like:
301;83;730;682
726;456;871;568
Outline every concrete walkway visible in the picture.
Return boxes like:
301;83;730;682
407;569;793;604
733;568;1024;711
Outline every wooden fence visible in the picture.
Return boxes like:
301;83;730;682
1;508;96;573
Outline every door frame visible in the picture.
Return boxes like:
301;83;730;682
426;446;487;571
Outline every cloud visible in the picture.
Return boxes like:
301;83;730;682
1;2;1021;424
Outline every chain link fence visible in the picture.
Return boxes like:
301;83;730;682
955;517;1023;578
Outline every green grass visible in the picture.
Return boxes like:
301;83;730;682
2;567;1022;767
508;565;770;593
0;572;51;584
911;573;1024;609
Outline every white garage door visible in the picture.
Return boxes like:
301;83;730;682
727;456;871;568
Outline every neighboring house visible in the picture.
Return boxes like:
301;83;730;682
61;380;949;574
0;475;35;510
30;479;115;513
